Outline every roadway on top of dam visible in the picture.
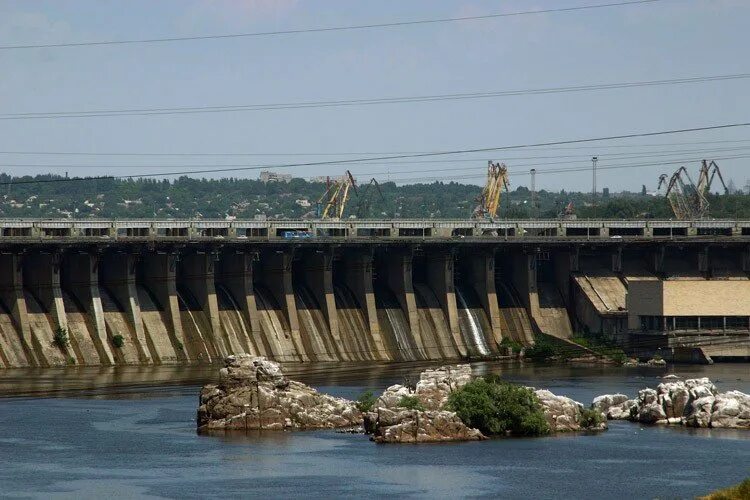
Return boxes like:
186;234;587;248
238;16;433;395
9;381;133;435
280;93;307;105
0;218;749;248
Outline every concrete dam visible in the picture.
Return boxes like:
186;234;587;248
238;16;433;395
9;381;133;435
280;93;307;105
0;218;749;367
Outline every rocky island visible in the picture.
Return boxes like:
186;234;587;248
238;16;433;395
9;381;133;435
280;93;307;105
198;355;607;442
197;354;361;431
593;376;750;428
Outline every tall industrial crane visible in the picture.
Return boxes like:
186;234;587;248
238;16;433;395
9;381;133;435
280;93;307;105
355;178;387;218
657;160;728;220
317;171;357;219
472;161;510;219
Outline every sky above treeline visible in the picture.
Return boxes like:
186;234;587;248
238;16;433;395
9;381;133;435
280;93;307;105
0;0;748;193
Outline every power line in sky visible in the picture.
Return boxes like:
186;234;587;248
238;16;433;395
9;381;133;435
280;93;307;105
1;72;746;120
1;138;749;157
0;121;746;186
3;144;750;170
0;0;665;51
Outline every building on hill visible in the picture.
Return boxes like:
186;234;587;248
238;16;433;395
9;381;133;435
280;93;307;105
260;171;293;183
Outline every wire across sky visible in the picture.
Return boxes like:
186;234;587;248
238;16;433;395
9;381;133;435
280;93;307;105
0;0;665;50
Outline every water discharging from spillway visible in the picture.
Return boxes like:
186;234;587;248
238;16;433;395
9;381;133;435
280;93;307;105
215;284;253;356
253;285;299;362
293;285;336;362
455;285;491;356
375;286;420;361
334;284;376;361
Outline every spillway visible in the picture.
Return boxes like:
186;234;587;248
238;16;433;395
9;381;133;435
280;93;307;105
413;283;460;359
496;282;535;344
136;285;180;363
177;287;215;363
0;234;747;368
334;284;377;361
100;287;141;364
253;284;300;362
375;285;420;361
23;290;67;366
455;285;491;357
293;285;336;362
61;290;101;365
0;300;26;367
215;284;254;357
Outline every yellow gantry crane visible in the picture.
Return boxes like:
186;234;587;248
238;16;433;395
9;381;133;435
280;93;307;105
472;161;510;219
317;171;357;219
657;160;728;220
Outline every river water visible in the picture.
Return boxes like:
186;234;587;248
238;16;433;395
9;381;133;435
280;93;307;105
1;361;749;499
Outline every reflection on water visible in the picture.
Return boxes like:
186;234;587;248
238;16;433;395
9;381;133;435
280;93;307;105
2;359;750;402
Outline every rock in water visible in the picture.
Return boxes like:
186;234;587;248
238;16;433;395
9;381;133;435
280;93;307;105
535;389;607;432
592;377;750;429
592;394;636;420
365;408;485;443
197;355;361;432
365;364;485;443
710;391;750;429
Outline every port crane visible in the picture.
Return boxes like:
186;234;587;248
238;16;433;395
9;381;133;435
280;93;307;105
472;161;510;219
355;178;387;218
657;160;728;220
317;171;357;219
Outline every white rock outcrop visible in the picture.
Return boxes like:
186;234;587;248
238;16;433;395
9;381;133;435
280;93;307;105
535;389;607;432
365;408;485;443
366;364;483;443
593;377;750;429
197;355;362;431
592;393;636;420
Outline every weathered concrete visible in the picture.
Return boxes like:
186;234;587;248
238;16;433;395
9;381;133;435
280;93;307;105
424;250;464;357
338;250;388;361
139;252;189;362
461;250;502;349
62;253;115;365
100;253;152;363
216;252;262;356
258;251;308;362
382;250;425;359
0;254;35;366
300;251;346;360
1;238;750;367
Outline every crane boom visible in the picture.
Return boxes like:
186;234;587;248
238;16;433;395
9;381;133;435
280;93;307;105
657;160;727;220
473;161;509;219
317;171;357;219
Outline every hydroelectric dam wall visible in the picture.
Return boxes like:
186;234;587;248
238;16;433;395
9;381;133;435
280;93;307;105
1;218;750;367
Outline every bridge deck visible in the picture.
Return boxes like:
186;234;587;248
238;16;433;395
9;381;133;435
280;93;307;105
0;218;748;245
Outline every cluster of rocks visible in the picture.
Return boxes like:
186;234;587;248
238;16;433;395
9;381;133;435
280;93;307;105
592;376;750;429
535;389;607;432
363;365;486;443
197;357;607;442
197;355;361;432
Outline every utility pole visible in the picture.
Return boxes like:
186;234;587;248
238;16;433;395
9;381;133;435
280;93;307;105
591;156;598;198
530;168;537;218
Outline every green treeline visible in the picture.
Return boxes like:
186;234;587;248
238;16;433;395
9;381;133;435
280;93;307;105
0;173;748;219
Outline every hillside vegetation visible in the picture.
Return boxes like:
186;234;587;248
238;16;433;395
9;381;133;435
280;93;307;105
1;173;748;219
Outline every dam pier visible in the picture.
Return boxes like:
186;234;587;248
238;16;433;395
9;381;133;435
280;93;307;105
0;218;749;367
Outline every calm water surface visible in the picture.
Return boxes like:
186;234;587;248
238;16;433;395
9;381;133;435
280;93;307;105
1;361;749;499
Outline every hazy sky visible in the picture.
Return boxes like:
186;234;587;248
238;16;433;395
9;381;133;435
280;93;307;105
0;0;748;192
